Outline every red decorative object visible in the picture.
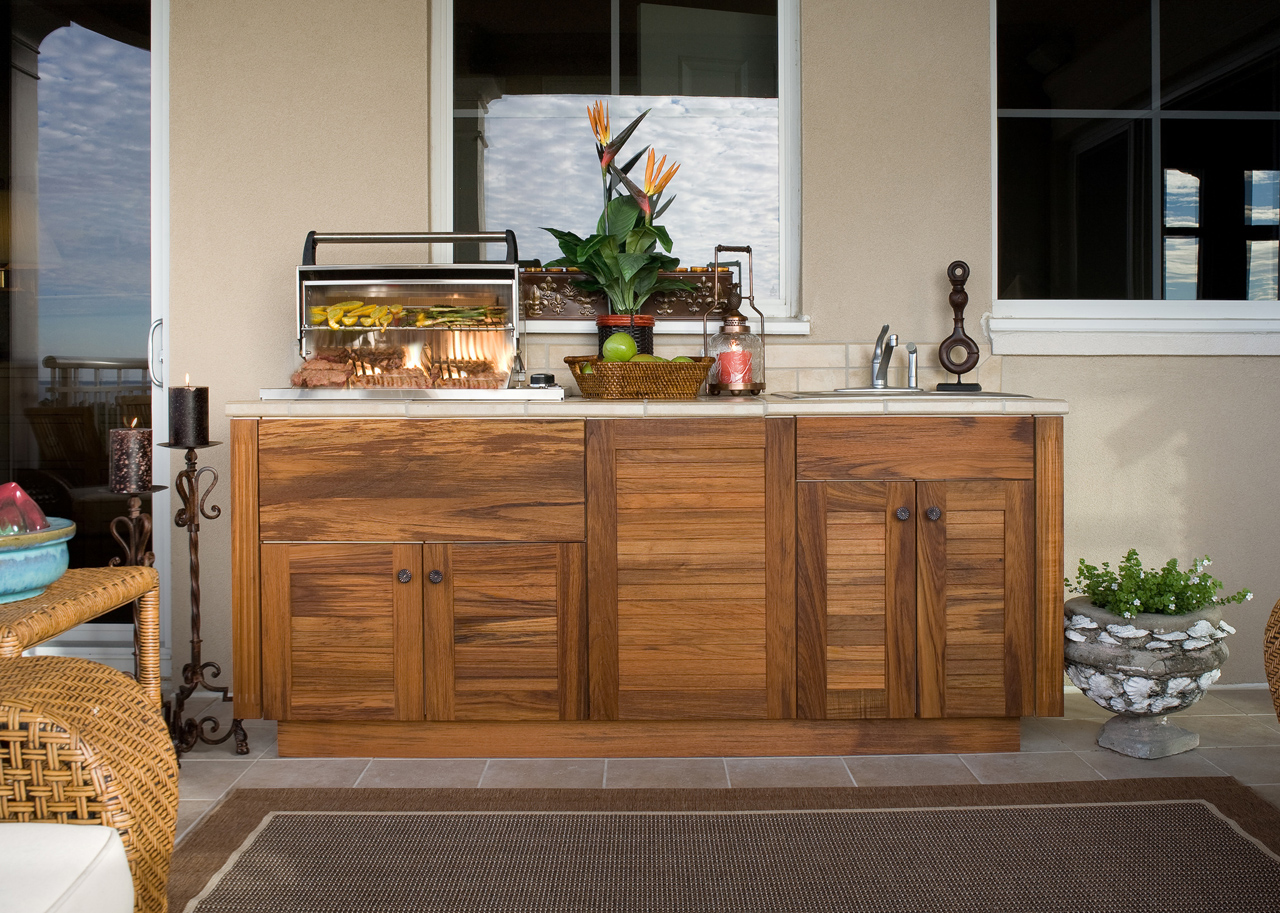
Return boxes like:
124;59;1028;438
717;342;752;385
0;482;50;535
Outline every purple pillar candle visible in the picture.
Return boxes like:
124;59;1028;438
169;381;209;447
109;424;153;493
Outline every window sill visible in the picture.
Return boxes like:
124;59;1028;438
986;301;1280;355
525;316;812;336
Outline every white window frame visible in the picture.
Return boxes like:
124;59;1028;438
430;0;807;334
984;0;1280;356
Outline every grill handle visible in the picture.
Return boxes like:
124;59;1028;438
302;230;518;266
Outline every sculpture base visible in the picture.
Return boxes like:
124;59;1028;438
1097;713;1200;759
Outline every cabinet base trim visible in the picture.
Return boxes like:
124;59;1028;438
276;718;1020;758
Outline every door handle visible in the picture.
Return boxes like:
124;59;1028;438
148;318;164;387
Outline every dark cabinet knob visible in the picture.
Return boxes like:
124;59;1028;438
396;569;412;583
895;507;911;521
428;569;444;584
926;506;942;521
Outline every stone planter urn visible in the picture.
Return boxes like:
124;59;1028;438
1063;595;1234;759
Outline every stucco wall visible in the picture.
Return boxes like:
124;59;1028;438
169;0;1276;693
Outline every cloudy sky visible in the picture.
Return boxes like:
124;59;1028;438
38;24;150;359
478;94;782;299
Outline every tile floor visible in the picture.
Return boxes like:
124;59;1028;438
174;686;1280;843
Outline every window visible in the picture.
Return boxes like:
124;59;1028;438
437;0;800;321
991;0;1280;354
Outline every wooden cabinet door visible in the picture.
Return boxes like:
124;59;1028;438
423;542;587;721
917;480;1035;719
261;542;424;721
586;419;794;721
796;481;917;719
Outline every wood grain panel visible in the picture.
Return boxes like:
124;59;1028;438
450;544;562;721
826;689;889;720
796;417;1035;480
620;691;767;720
257;419;584;541
1035;416;1065;717
586;420;619;720
231;418;261;718
277;718;1023;759
276;543;407;721
259;543;290;720
916;481;948;719
1003;480;1036;717
611;418;767;450
393;543;424;721
942;495;1006;719
610;420;770;721
795;482;828;719
422;542;454;721
559;542;588;721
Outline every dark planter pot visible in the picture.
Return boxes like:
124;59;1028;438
597;314;654;357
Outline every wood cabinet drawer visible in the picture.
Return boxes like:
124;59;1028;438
258;419;585;541
796;417;1035;480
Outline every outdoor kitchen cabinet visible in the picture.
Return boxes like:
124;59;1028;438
235;417;587;726
794;417;1061;723
259;540;587;723
231;409;1064;757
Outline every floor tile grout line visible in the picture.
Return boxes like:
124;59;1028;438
840;756;857;787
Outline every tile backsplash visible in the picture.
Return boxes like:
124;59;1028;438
523;338;1002;397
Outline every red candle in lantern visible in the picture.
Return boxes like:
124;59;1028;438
717;340;752;384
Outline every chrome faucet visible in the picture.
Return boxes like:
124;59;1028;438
871;324;897;388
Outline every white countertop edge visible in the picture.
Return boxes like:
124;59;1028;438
227;395;1069;419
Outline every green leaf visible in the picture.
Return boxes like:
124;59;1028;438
652;224;674;253
576;233;608;261
598;195;642;240
616;250;650;283
624;227;658;255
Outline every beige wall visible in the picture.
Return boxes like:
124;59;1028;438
169;0;1277;691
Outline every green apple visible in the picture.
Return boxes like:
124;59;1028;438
630;353;666;362
671;355;693;363
601;332;638;362
580;362;594;374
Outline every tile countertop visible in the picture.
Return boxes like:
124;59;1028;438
226;392;1069;419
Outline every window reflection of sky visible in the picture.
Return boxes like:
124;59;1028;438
38;25;150;359
1246;171;1280;226
1163;238;1199;299
1163;169;1199;227
475;94;781;298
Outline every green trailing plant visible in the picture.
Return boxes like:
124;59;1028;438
542;101;692;315
1066;548;1252;618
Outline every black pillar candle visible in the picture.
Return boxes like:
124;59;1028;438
109;425;152;493
169;382;209;447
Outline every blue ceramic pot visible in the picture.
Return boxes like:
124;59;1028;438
0;517;76;604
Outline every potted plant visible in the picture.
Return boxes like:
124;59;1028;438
1064;548;1252;758
543;102;692;356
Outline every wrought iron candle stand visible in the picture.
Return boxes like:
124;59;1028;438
161;441;249;755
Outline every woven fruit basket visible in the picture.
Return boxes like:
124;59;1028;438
564;355;713;400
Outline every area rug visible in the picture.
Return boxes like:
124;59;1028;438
172;778;1280;912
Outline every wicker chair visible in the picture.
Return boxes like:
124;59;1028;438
0;655;178;913
1266;598;1280;723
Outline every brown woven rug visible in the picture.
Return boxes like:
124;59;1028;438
173;778;1280;912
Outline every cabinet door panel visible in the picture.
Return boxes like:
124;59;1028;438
425;542;586;722
261;542;423;721
797;481;917;720
918;481;1034;718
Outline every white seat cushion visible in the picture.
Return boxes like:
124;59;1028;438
0;822;133;913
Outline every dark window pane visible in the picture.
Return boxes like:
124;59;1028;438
1162;119;1280;298
999;118;1153;298
998;0;1150;110
1162;0;1280;111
